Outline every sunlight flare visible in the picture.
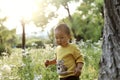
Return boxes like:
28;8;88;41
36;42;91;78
0;0;37;20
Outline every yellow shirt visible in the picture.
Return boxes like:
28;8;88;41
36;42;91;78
56;43;84;78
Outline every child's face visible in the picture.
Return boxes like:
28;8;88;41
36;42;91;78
54;29;70;47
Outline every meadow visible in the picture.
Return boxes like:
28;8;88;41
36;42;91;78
0;40;102;80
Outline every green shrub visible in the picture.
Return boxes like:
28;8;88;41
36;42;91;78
0;44;5;54
0;44;11;56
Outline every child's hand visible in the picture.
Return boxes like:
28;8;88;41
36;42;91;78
74;62;83;76
45;60;49;67
74;67;81;76
44;59;56;67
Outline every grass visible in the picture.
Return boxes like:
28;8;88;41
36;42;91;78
0;40;102;80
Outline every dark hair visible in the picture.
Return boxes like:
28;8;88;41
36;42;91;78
55;24;71;35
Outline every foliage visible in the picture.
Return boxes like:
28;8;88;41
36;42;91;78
0;18;17;45
26;39;45;48
0;40;102;80
32;0;56;28
62;0;104;42
31;0;104;42
47;28;54;44
32;0;80;33
49;0;79;8
0;44;11;56
0;45;5;55
18;50;34;80
0;18;16;54
78;39;102;79
47;0;104;42
16;38;45;48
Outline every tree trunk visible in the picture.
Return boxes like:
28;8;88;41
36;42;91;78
98;0;120;80
21;20;26;50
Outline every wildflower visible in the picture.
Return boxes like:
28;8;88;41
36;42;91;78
34;74;42;80
22;50;29;57
1;64;11;74
1;52;8;56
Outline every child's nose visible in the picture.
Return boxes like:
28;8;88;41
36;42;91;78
57;39;61;42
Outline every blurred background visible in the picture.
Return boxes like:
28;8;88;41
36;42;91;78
0;0;103;50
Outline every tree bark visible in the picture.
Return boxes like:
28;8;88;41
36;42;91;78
98;0;120;80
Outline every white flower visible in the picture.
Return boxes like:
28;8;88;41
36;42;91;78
34;74;42;80
1;52;8;56
1;64;11;74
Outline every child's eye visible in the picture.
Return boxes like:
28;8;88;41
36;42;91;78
60;37;64;39
55;37;59;39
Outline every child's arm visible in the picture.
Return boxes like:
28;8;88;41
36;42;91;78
45;58;56;67
74;62;84;76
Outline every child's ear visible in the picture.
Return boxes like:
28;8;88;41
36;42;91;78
68;35;71;39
